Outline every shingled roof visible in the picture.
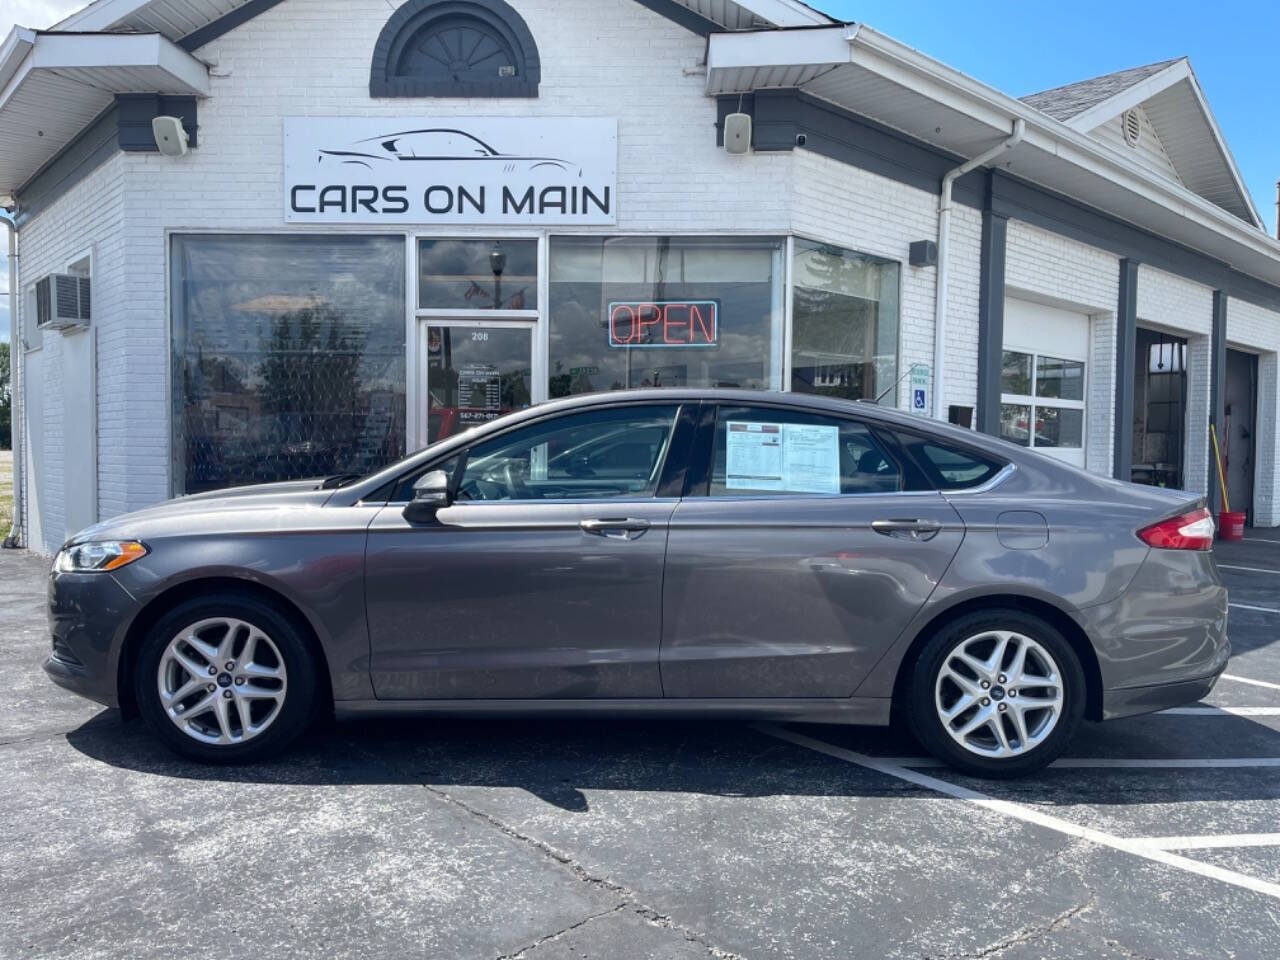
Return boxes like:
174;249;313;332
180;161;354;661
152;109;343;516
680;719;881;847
1021;59;1182;121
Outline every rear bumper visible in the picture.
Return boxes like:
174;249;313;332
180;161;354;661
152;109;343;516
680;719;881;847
1074;548;1229;710
1100;643;1229;720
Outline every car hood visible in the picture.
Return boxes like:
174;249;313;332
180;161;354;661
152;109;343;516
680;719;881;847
66;480;337;545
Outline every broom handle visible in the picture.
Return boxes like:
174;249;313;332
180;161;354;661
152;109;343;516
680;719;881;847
1210;424;1230;514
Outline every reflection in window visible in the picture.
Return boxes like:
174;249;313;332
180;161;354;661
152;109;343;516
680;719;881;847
171;235;406;495
790;240;900;403
1001;351;1031;396
1036;356;1084;401
458;406;679;501
1035;407;1083;448
418;238;538;311
1000;404;1031;446
425;325;532;443
548;236;784;398
999;348;1085;453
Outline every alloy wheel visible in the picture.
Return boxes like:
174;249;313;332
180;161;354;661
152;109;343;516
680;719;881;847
156;617;289;746
934;629;1064;759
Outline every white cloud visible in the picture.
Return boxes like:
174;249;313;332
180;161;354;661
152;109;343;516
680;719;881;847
2;0;89;34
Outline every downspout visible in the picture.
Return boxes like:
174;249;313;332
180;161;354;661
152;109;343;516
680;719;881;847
2;212;20;548
932;118;1024;420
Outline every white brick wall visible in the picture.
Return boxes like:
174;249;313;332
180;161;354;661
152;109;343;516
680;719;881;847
1005;220;1119;476
1136;265;1214;496
1226;297;1280;526
15;152;126;553
791;150;983;414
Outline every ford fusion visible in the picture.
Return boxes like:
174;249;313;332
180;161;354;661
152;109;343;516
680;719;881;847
45;390;1228;776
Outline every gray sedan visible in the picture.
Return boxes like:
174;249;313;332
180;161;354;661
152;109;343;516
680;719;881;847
44;389;1229;776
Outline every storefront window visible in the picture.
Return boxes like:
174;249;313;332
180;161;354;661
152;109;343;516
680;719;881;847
790;239;900;402
547;236;784;397
171;234;406;495
1000;349;1085;452
418;238;538;311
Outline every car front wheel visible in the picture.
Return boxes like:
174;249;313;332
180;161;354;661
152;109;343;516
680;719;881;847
907;610;1085;777
135;594;317;763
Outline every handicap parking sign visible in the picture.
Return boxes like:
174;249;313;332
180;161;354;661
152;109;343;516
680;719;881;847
909;364;931;416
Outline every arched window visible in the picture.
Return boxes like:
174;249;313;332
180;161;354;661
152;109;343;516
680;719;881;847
370;0;541;98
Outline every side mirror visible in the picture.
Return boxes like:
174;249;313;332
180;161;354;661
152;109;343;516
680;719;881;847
402;469;452;524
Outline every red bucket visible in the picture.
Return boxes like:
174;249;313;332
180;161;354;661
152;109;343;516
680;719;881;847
1218;510;1246;541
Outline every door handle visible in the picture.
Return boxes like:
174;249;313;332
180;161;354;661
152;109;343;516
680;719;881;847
580;518;651;540
871;518;943;542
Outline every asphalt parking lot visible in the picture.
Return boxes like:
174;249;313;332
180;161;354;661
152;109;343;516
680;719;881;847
3;538;1280;960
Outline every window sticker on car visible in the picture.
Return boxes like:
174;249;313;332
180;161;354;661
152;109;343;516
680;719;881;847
725;421;840;493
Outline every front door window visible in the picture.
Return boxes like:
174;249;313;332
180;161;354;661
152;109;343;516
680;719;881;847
423;324;532;443
457;405;680;501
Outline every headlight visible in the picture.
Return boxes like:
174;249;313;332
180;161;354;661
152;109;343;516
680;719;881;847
54;541;149;573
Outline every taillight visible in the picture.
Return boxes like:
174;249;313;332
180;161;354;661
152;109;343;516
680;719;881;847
1137;507;1215;550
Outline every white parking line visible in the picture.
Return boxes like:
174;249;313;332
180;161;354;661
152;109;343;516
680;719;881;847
1221;673;1280;692
758;724;1280;901
1218;563;1280;575
870;756;1280;769
1230;602;1280;614
1129;834;1280;851
1160;706;1280;716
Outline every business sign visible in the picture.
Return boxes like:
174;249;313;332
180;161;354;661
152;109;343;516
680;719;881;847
607;301;719;348
284;117;617;224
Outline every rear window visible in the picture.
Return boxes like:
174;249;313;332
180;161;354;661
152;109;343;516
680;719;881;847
890;431;1006;491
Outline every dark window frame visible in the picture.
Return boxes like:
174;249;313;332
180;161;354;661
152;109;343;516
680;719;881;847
369;0;541;98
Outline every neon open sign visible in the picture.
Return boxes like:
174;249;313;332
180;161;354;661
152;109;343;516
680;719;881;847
607;301;719;348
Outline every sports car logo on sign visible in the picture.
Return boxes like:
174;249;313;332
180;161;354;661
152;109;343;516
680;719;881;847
317;127;581;175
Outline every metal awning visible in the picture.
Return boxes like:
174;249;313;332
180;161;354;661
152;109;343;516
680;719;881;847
0;28;210;204
707;25;1280;288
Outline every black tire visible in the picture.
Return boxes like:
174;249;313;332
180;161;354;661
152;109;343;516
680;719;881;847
906;609;1086;778
134;593;319;764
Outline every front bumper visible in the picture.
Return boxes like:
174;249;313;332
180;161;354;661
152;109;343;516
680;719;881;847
44;568;141;708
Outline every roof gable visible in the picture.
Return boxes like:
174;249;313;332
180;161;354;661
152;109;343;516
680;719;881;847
1021;58;1261;228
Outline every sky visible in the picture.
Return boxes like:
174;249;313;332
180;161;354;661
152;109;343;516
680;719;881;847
1;0;1278;341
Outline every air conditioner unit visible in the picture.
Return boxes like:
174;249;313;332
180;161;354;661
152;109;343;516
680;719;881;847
35;273;91;330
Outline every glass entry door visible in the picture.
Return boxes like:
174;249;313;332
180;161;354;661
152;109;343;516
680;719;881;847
421;323;533;445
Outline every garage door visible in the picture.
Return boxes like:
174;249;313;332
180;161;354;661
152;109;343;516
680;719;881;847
1000;298;1089;469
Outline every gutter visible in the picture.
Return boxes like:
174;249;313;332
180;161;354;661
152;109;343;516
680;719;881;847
846;25;1280;270
2;213;19;548
933;118;1024;420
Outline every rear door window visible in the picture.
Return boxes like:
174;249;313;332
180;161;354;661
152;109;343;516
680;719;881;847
889;430;1006;491
708;406;903;496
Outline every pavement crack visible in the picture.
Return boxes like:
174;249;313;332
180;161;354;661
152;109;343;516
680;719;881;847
0;719;121;748
493;903;627;959
414;779;749;960
950;891;1099;959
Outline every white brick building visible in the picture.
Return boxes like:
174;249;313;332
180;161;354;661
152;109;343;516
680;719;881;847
3;0;1280;553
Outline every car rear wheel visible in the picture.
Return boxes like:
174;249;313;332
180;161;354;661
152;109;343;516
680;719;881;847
135;594;317;763
907;610;1085;777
